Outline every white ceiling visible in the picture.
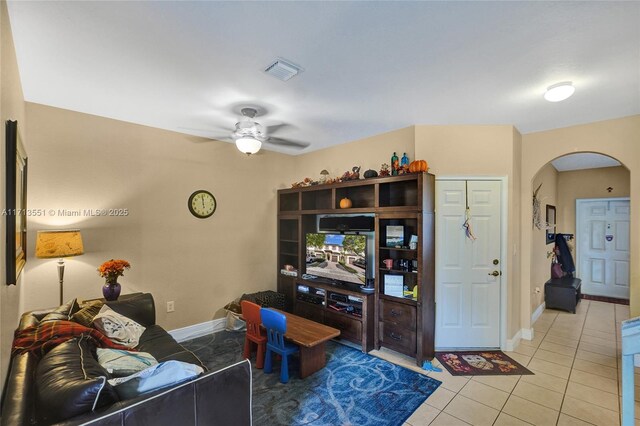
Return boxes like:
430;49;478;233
7;1;640;155
551;153;622;172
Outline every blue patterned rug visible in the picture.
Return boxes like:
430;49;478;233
182;331;440;426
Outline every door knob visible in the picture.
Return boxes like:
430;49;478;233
488;270;501;277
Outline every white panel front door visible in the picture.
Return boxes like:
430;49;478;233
435;180;502;348
577;199;630;299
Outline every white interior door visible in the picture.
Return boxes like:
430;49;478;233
577;199;630;299
435;180;502;349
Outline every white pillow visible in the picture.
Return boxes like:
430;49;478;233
107;360;204;399
96;348;157;377
93;305;145;348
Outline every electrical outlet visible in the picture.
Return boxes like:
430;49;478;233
166;301;175;313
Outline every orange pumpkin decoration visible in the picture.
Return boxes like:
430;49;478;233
409;160;428;173
339;197;353;209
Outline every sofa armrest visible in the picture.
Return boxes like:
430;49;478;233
56;360;252;426
105;293;156;327
1;353;36;426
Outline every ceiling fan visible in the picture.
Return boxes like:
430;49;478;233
185;107;310;155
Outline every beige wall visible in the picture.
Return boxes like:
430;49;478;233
557;166;630;235
0;0;27;391
530;163;558;312
24;103;294;330
292;126;415;182
521;115;640;326
414;125;523;338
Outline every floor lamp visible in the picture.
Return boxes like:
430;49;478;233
35;230;84;305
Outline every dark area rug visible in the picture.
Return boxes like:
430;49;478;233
182;331;441;425
435;350;533;376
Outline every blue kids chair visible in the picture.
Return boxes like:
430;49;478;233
260;308;299;383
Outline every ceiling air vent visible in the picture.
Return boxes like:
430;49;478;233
264;58;302;81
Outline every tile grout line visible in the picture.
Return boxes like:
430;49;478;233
507;310;563;426
553;300;596;426
427;301;624;426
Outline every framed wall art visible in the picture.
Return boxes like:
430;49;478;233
545;204;556;245
6;120;28;285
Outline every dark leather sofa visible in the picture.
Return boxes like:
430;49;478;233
1;293;252;426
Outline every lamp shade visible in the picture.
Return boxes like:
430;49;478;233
235;137;262;155
35;230;84;258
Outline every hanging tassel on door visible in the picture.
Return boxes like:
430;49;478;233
462;181;477;240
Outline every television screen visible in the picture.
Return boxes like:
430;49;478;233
305;233;367;285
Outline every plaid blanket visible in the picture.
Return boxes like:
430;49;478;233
12;320;133;357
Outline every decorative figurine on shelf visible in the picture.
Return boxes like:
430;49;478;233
339;166;361;181
408;160;428;173
319;169;330;184
363;169;378;178
379;163;390;177
398;153;410;174
391;152;399;176
339;197;353;209
401;153;409;168
291;177;314;188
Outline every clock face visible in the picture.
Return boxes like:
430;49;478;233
188;190;217;218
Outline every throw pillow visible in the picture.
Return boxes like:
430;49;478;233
40;298;81;323
108;360;204;400
35;336;118;424
93;305;145;348
96;348;157;377
71;301;104;327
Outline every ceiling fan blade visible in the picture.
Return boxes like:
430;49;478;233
177;126;233;142
265;137;310;149
265;123;291;134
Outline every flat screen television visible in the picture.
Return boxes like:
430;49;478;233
305;233;367;285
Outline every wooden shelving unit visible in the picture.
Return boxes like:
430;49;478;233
276;173;435;364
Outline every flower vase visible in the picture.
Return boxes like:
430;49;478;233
102;280;121;301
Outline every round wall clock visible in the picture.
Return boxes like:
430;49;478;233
188;190;217;219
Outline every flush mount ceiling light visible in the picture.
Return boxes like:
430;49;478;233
544;82;575;102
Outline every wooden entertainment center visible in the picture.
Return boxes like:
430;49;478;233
277;173;435;365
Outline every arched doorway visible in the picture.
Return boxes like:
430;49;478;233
529;152;630;319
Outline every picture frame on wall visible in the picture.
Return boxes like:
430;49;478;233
546;204;556;245
5;120;28;285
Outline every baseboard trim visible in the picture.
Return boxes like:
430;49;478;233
531;302;546;325
169;318;226;342
504;329;522;352
521;328;534;341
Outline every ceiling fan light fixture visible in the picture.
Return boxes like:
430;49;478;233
236;137;261;155
544;82;575;102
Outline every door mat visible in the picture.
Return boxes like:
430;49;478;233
435;351;533;376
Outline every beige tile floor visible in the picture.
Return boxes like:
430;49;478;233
372;299;634;425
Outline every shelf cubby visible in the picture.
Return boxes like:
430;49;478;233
379;179;418;208
335;185;375;209
302;189;332;210
279;192;299;211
